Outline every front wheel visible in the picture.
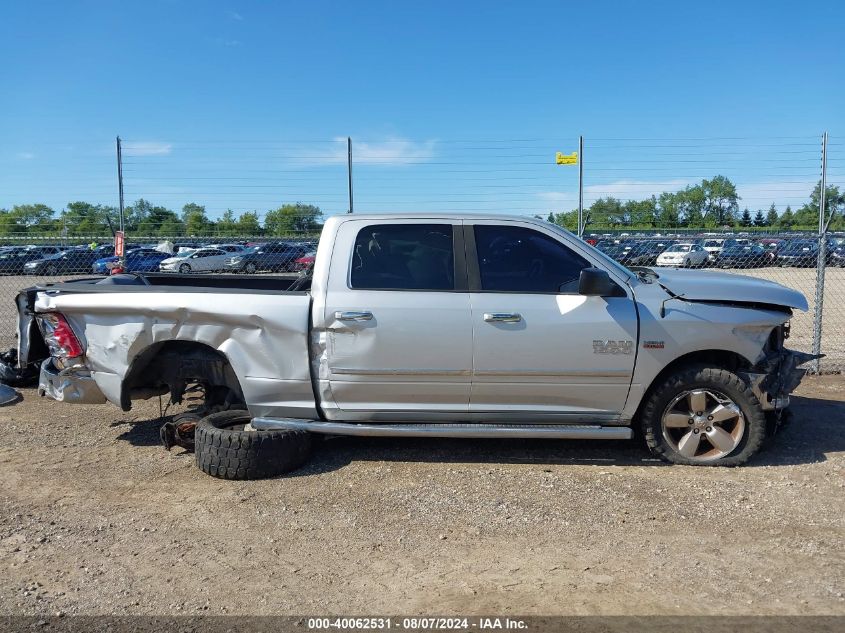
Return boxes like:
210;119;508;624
45;264;59;275
244;262;257;274
179;263;191;274
640;365;767;466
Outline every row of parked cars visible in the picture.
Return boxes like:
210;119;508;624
0;241;318;276
592;235;845;269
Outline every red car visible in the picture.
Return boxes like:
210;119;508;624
291;251;316;272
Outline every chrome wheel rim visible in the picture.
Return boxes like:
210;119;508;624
661;389;745;462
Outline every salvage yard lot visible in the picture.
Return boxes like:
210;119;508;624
1;378;843;615
1;266;844;368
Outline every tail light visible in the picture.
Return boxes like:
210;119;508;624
36;313;84;359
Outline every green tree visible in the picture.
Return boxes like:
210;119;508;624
765;204;778;227
656;192;681;228
702;175;740;225
623;197;657;227
63;201;116;236
216;210;238;236
182;203;210;236
739;208;752;227
588;197;623;227
10;203;55;233
778;205;794;229
753;209;766;227
678;186;706;227
0;208;22;236
264;203;323;235
135;203;182;236
236;211;262;235
549;210;579;231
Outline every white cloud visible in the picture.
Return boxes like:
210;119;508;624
585;179;692;200
125;141;172;156
537;179;692;206
300;137;437;166
16;152;35;160
735;180;817;210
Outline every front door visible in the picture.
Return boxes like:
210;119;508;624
466;221;637;420
320;219;472;420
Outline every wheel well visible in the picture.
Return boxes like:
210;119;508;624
634;349;752;421
120;341;244;411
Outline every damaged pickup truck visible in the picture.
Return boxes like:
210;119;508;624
16;214;818;478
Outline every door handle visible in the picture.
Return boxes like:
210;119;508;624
335;310;374;321
483;312;522;323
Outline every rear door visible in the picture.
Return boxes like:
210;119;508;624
319;218;472;420
466;220;638;421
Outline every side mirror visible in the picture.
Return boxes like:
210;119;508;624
578;268;621;297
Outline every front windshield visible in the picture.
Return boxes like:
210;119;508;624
666;245;692;253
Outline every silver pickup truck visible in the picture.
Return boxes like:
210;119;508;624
16;214;817;478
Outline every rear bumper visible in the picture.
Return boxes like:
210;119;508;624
38;358;107;404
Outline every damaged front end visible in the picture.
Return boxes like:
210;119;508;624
739;323;822;421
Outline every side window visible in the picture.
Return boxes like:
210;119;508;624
474;225;590;293
351;224;454;291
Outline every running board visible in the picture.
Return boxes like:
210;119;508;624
251;418;632;440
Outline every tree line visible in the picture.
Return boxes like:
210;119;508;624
0;200;323;237
545;176;845;231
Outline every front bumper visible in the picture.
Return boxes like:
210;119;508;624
740;348;822;411
38;358;107;404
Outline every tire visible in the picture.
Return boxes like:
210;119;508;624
195;410;312;480
244;262;257;274
640;365;767;466
45;264;58;275
179;263;191;274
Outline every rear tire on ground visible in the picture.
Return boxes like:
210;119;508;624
195;410;312;479
640;365;767;466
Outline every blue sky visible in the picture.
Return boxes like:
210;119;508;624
1;0;843;221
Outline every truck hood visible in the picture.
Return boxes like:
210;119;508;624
648;268;809;311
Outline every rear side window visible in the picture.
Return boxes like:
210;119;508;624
351;224;454;290
474;225;590;293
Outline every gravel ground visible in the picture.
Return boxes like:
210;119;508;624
0;377;843;616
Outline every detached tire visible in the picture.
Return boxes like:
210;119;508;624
195;410;312;480
641;365;767;466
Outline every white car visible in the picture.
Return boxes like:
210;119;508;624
699;238;725;261
655;243;709;268
160;245;247;273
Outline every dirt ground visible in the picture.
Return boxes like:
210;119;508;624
0;376;843;617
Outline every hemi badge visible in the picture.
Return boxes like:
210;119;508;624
643;340;665;349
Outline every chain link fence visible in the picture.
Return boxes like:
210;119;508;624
1;229;843;372
1;134;843;372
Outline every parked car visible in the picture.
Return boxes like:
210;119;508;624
698;238;726;262
0;246;65;274
655;243;709;267
290;251;317;272
225;242;310;273
22;248;106;275
92;248;172;274
20;213;814;476
160;245;247;273
716;243;774;269
618;240;678;267
777;239;826;267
